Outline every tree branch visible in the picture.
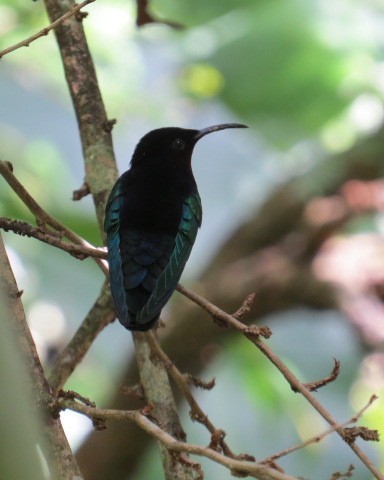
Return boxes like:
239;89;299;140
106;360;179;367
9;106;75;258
261;395;379;465
147;330;246;460
42;0;117;233
0;216;106;260
177;286;384;480
301;358;340;392
135;0;183;29
133;331;201;479
58;396;299;480
42;0;199;477
0;0;95;59
0;231;84;480
0;160;108;274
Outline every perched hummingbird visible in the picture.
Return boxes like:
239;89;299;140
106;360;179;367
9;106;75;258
104;123;247;331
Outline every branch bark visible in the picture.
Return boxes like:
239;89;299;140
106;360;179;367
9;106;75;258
0;216;106;260
133;332;201;479
43;0;117;234
0;231;84;480
43;0;198;477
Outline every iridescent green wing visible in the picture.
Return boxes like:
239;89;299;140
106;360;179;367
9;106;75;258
135;192;202;325
104;176;129;323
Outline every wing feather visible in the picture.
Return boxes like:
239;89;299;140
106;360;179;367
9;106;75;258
135;193;202;327
105;185;202;331
104;177;129;323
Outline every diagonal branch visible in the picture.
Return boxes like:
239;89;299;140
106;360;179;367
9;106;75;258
0;0;95;59
177;285;384;480
0;160;108;273
0;216;106;260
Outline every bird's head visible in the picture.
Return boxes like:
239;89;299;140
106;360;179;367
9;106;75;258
130;123;247;170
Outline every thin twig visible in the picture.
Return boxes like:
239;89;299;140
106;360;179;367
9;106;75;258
261;395;379;465
58;397;299;480
301;358;340;392
0;0;95;59
177;284;272;338
233;292;256;320
176;284;384;480
330;464;355;480
73;181;91;201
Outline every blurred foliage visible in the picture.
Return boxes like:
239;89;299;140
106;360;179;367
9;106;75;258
154;0;384;146
1;0;383;147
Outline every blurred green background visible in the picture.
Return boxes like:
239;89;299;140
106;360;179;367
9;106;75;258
1;0;384;478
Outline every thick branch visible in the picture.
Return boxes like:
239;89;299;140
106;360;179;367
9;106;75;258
0;232;83;480
133;331;200;479
42;0;197;478
147;330;242;459
43;0;117;233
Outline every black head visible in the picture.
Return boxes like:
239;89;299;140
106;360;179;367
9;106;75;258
130;123;248;169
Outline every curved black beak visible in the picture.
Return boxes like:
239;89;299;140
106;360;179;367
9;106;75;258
194;123;248;141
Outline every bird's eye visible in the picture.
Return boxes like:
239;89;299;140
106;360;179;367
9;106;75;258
172;138;185;151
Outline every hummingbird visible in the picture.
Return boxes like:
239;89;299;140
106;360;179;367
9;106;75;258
104;123;247;331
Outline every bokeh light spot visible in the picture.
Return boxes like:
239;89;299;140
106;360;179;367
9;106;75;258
181;63;224;98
